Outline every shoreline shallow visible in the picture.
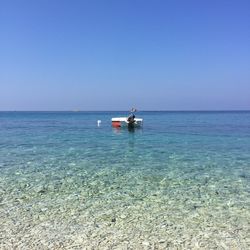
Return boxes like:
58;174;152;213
1;162;249;249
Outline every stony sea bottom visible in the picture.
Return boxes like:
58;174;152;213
0;112;249;249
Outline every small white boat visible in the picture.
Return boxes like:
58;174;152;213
111;117;143;128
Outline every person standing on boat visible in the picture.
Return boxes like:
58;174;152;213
127;108;136;124
127;113;135;123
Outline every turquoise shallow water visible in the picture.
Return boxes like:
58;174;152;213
0;111;250;249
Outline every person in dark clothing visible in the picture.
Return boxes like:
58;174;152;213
127;113;135;124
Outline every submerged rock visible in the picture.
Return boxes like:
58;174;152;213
34;185;47;194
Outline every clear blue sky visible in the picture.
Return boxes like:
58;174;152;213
0;0;249;111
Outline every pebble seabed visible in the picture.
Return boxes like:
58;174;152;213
1;157;249;250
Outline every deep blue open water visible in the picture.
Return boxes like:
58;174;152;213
0;111;249;248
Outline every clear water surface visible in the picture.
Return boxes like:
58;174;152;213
0;111;249;249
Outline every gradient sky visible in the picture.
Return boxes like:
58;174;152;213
0;0;249;111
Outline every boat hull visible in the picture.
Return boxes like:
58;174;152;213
111;117;143;128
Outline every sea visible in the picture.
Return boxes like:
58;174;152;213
0;111;249;249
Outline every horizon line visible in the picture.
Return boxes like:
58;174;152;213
1;110;250;112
